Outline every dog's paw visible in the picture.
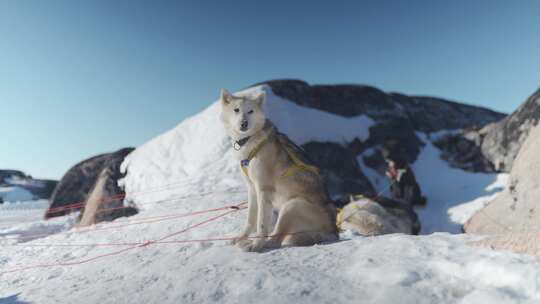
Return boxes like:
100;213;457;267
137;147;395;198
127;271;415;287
239;239;266;252
229;235;248;246
235;239;254;250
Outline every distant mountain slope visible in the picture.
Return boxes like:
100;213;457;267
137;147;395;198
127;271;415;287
260;79;505;130
0;170;57;203
258;80;505;192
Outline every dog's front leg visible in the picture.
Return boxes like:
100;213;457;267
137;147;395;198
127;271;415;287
243;187;273;252
232;185;257;245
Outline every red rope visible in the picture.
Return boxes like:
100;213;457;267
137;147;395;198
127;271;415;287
45;188;244;216
43;177;220;215
0;207;242;275
2;203;246;241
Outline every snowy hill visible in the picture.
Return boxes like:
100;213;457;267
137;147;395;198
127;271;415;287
1;85;539;303
121;85;375;207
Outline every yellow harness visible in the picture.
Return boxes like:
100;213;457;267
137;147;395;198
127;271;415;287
336;205;356;232
240;135;320;179
240;136;270;177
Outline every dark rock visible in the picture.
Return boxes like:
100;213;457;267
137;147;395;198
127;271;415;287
263;80;505;179
437;88;540;173
45;147;135;219
261;79;504;132
476;88;540;171
302;142;375;199
363;118;424;165
433;131;496;172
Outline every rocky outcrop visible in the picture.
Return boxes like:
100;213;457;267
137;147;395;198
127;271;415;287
262;80;504;131
338;195;420;235
477;88;540;172
45;148;136;220
257;80;506;195
0;169;57;201
302;142;375;199
465;123;540;234
432;131;496;173
436;88;540;173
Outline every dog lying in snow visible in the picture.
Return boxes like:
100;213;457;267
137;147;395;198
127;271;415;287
220;89;338;252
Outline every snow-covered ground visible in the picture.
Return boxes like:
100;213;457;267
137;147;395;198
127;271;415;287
0;200;50;230
1;85;538;303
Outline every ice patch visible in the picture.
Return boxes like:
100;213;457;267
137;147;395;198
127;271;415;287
0;186;34;202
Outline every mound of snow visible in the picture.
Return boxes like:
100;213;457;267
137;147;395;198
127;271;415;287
448;174;509;225
121;85;374;208
0;199;50;230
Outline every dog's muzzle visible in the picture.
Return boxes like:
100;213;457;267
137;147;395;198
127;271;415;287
240;120;248;131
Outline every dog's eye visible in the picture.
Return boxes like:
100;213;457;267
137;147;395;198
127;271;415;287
234;108;239;113
248;110;254;114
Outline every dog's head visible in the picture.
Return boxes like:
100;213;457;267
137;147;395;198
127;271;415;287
219;89;266;140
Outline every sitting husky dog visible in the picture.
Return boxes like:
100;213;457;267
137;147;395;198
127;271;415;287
220;89;338;252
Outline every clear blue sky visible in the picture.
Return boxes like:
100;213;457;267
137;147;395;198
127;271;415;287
1;0;539;179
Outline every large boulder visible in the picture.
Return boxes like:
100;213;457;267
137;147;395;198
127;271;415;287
45;147;135;220
465;123;540;234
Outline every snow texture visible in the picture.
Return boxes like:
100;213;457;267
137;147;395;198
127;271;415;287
1;86;537;303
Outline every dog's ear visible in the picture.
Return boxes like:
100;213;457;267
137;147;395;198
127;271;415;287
253;91;266;107
220;89;232;105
